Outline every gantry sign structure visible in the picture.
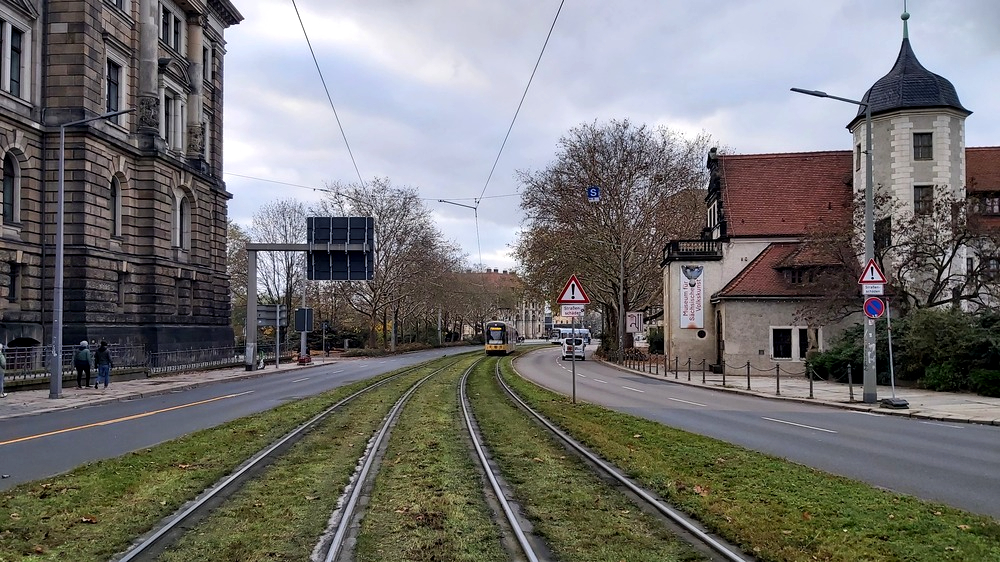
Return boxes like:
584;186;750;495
244;217;374;371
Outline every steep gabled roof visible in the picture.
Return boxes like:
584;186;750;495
719;151;853;238
716;243;828;299
967;147;1000;194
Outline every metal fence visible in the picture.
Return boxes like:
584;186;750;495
1;343;290;387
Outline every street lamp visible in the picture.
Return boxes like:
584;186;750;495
50;108;134;399
791;87;877;404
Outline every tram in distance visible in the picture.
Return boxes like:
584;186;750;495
484;320;518;356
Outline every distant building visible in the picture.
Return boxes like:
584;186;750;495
661;13;1000;371
0;0;242;353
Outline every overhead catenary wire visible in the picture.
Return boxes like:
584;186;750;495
290;0;366;188
224;172;518;202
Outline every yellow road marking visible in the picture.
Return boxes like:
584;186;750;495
0;391;254;447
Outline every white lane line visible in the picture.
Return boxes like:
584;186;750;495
291;377;309;383
761;417;838;434
920;421;964;429
622;386;645;393
593;379;608;384
332;370;344;374
666;397;707;407
577;373;586;378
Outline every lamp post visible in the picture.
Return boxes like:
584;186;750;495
791;88;877;404
50;108;134;399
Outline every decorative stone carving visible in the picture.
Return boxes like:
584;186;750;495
138;96;159;129
187;124;205;155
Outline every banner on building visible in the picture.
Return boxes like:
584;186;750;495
679;265;704;329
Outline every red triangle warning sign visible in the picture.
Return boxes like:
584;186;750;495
858;258;888;284
556;274;591;304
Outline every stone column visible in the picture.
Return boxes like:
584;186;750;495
186;14;206;160
137;0;160;136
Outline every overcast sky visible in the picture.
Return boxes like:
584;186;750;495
221;0;1000;271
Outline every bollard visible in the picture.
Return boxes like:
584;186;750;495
809;367;816;399
722;362;726;386
701;359;706;384
776;364;781;395
655;355;659;376
746;361;751;390
674;356;679;379
847;364;853;402
687;358;691;381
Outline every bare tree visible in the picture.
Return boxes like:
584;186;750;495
227;221;250;341
514;119;711;352
313;177;462;349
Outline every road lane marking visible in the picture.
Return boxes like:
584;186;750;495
593;379;608;384
622;386;645;393
291;377;309;383
920;421;964;429
0;391;255;447
332;370;344;373
761;417;837;434
666;397;707;407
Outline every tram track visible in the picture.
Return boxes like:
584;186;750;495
114;357;467;562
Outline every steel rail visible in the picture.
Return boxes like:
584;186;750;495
501;360;750;562
460;359;540;562
115;367;413;562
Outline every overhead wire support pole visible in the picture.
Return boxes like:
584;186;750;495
438;199;483;269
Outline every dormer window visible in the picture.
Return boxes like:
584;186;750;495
913;132;932;160
783;268;815;285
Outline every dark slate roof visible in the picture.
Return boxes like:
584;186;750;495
847;38;970;130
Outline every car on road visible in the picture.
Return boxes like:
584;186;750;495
561;338;585;361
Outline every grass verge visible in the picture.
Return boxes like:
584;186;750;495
0;359;458;562
468;357;706;561
354;356;508;562
500;356;1000;561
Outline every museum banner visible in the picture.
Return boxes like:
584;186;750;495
679;265;704;329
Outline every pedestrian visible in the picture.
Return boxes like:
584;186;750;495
94;341;113;389
0;343;7;398
74;340;93;389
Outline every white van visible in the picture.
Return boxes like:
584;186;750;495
561;338;585;361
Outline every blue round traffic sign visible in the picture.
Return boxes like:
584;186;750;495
863;297;885;319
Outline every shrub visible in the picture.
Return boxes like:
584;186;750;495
969;369;1000;398
648;328;664;354
920;362;967;392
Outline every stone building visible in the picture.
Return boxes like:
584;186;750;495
661;12;1000;372
0;0;242;353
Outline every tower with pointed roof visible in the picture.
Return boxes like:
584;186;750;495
847;9;970;227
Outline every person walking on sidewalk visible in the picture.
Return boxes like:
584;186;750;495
0;343;7;398
74;341;93;389
94;341;113;389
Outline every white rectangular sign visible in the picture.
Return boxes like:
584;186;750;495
679;265;705;329
626;311;644;333
861;284;884;296
561;304;585;317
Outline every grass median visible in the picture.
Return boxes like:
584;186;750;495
500;355;1000;562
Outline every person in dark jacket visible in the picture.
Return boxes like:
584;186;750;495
94;341;113;389
74;341;93;389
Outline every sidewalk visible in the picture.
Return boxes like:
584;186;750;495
0;358;332;421
3;355;1000;426
615;364;1000;426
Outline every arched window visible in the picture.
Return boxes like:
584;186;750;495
174;192;191;250
2;152;19;224
110;176;122;237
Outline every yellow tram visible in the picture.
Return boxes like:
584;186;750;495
484;320;518;356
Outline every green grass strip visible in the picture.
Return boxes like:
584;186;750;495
355;356;508;562
0;361;450;562
500;357;1000;562
469;357;706;561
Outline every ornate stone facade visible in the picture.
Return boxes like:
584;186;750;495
0;0;243;352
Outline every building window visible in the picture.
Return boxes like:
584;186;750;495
161;87;186;151
979;195;1000;216
875;216;892;253
174;193;191;250
106;59;122;117
2;152;18;224
914;185;933;216
783;268;814;284
110;177;122;237
772;328;792;360
913;132;932;161
160;3;184;51
984;257;1000;281
0;16;30;100
107;0;126;10
855;143;861;171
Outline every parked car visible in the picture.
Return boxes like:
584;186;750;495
561;338;586;361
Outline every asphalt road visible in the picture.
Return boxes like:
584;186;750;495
517;345;1000;519
0;348;470;490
